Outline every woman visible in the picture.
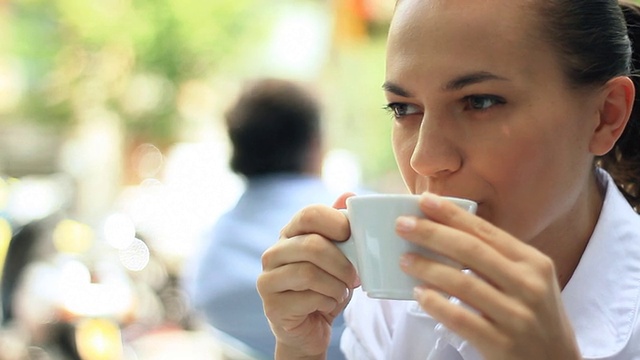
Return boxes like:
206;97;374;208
257;0;640;358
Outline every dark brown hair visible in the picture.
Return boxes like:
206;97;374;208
225;78;321;178
537;0;640;212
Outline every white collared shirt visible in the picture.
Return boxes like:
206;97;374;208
340;170;640;359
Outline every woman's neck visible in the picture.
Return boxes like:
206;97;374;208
531;172;605;289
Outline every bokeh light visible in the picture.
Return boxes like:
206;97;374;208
0;218;12;279
52;219;94;254
103;212;136;250
75;318;124;360
118;238;150;272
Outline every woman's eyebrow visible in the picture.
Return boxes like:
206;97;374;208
443;71;509;91
382;81;413;97
383;72;508;97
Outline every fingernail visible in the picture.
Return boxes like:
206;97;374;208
421;192;442;209
396;216;417;232
413;286;427;300
399;253;414;268
341;287;349;302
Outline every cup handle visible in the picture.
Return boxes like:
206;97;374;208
335;209;359;269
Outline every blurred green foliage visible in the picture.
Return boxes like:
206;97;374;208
4;0;271;143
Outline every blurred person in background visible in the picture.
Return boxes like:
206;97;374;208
188;78;347;359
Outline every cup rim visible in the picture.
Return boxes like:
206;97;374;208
347;194;476;206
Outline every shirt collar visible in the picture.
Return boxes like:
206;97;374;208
562;169;640;358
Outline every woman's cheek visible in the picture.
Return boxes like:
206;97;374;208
392;130;419;191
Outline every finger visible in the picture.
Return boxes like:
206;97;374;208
401;197;557;300
261;234;358;287
414;287;508;352
399;216;558;309
332;192;356;209
401;255;529;328
418;193;531;261
280;204;350;242
257;262;350;303
263;290;340;332
396;216;516;292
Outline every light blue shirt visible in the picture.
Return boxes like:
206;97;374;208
190;174;347;359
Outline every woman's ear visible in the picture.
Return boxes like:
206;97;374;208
589;76;635;156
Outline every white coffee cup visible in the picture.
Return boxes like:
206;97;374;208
337;194;477;300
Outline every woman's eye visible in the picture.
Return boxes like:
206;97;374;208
385;103;421;118
464;95;505;111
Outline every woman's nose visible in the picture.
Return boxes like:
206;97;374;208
409;121;462;178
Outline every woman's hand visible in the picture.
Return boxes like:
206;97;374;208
257;193;359;359
397;193;581;360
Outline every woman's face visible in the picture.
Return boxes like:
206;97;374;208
386;0;601;242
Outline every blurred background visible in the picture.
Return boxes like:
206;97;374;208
0;0;406;358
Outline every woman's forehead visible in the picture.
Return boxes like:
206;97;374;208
386;0;554;88
390;0;533;38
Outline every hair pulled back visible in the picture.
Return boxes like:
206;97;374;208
537;0;640;212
